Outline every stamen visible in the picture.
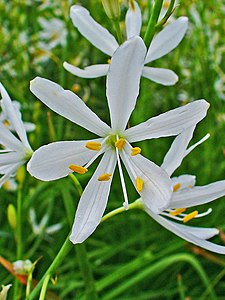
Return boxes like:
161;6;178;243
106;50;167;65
183;211;198;223
3;120;10;126
129;0;135;11
173;183;181;192
115;138;126;151
169;208;186;216
85;141;101;151
98;173;112;181
69;165;88;174
131;147;141;156
107;58;111;64
136;177;144;192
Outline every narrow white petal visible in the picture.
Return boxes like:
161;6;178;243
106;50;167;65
142;67;178;86
121;147;172;214
161;126;195;176
0;122;23;151
23;122;36;132
0;162;22;187
171;180;225;208
27;139;103;181
125;100;209;143
70;150;117;244
70;5;118;56
145;17;188;63
30;77;110;137
125;1;142;39
63;63;109;78
147;210;225;254
0;151;24;165
107;36;146;132
0;82;30;148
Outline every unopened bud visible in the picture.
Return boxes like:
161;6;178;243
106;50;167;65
16;165;26;187
7;204;17;230
101;0;120;20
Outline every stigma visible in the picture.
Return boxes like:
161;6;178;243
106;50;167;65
98;173;112;181
69;165;88;174
86;141;101;151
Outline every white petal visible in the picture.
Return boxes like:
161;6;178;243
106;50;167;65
161;126;195;176
125;1;142;39
23;122;36;132
0;151;24;166
125;100;209;143
145;17;188;63
70;5;118;56
106;36;146;132
174;224;219;240
142;67;178;86
70;150;117;244
0;122;23;152
171;180;225;208
27;139;103;181
121;147;172;214
0;162;22;187
171;174;196;190
30;77;110;137
147;210;225;254
63;63;109;78
0;82;30;148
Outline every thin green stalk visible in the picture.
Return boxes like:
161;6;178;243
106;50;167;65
156;0;176;28
39;274;50;300
113;19;123;44
16;188;22;259
69;173;83;197
144;0;163;48
26;235;72;300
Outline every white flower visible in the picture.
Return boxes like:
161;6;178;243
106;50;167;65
0;100;35;133
141;126;225;254
12;259;33;275
0;83;33;187
0;284;11;300
28;37;209;244
63;2;188;86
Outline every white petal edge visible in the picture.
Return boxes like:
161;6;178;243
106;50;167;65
171;180;225;208
121;145;172;214
125;1;142;39
27;139;103;181
63;63;109;78
125;100;209;143
0;82;31;148
145;17;188;63
107;36;146;132
30;77;110;137
0;122;24;152
147;210;225;254
70;5;118;56
142;67;178;86
70;150;117;244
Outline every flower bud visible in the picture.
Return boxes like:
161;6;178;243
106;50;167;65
101;0;120;20
7;204;17;230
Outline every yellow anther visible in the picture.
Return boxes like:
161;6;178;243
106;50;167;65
131;147;141;156
85;142;101;151
129;0;135;11
3;120;10;127
98;173;112;181
173;183;181;192
71;84;80;93
163;0;170;9
107;58;111;64
115;138;126;150
183;211;198;223
69;165;88;174
136;177;144;192
169;208;186;216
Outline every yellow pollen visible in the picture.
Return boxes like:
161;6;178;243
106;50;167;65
173;183;181;192
85;141;101;151
163;1;170;9
98;173;112;181
136;177;144;192
131;147;141;156
107;58;111;64
69;165;88;174
115;138;126;150
183;211;198;223
3;120;10;127
71;84;80;93
169;208;186;216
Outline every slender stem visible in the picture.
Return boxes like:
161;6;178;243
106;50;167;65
156;0;176;28
144;0;164;48
26;235;72;300
39;274;50;300
16;188;22;259
113;19;123;44
69;173;83;197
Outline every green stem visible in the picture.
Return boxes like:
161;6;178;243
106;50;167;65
16;188;22;259
113;19;123;44
39;274;50;300
144;0;164;48
156;0;176;28
26;235;72;300
69;173;83;197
